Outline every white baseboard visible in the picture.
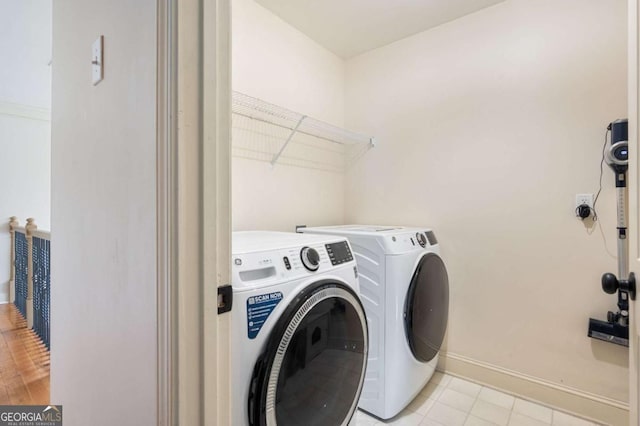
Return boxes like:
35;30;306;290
0;288;8;305
438;352;628;426
0;280;8;305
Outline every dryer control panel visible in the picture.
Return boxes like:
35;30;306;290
326;241;354;265
380;229;439;254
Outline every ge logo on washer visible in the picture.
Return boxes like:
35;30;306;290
247;292;283;339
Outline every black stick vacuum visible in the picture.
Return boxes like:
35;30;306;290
588;119;636;347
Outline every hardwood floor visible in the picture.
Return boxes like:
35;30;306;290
0;303;49;405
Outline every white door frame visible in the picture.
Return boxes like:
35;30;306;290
160;0;640;424
157;0;232;424
157;0;178;423
628;0;640;423
202;0;233;423
630;0;640;424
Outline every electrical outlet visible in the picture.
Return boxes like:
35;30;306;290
576;193;594;209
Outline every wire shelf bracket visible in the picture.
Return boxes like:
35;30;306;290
271;115;307;166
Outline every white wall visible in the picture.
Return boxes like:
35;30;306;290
0;114;51;302
51;0;157;423
232;0;345;232
345;0;628;407
0;0;51;303
0;0;52;108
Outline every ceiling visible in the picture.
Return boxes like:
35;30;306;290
254;0;507;59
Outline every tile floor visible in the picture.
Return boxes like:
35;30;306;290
350;372;601;426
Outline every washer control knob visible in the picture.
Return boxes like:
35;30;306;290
300;247;320;271
416;233;427;248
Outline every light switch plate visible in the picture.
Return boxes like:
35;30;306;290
92;36;104;85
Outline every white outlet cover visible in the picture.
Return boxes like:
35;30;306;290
575;193;594;208
92;36;103;85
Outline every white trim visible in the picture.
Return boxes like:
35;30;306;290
0;101;50;121
156;0;177;424
202;0;232;424
438;352;628;425
176;0;214;422
629;0;640;422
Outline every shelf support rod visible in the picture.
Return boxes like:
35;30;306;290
271;115;306;166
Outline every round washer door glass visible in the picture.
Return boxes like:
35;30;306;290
249;282;368;426
405;252;449;363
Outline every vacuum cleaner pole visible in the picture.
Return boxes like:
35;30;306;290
615;181;629;323
588;119;635;346
616;186;628;279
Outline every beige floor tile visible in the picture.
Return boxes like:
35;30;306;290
421;382;447;400
425;402;468;426
477;387;515;410
448;377;482;398
465;415;500;426
509;412;550;426
409;376;599;426
407;394;437;415
512;399;552;424
438;388;476;412
431;371;453;387
470;400;511;426
551;411;595;426
421;418;445;426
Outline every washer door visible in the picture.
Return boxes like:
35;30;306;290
404;252;449;363
248;281;368;426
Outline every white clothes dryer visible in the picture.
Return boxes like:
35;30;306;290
300;225;449;420
231;231;369;426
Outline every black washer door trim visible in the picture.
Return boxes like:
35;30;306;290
404;252;449;363
248;280;368;426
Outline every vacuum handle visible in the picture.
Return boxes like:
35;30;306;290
601;272;636;300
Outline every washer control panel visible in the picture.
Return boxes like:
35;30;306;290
232;233;357;289
300;246;321;271
425;231;438;245
325;241;354;265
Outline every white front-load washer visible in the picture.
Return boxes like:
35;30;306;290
300;225;449;420
231;231;369;426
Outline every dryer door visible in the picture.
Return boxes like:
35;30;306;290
248;281;368;426
404;252;449;363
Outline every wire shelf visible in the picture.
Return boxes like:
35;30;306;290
232;91;375;173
